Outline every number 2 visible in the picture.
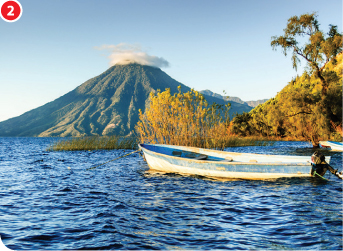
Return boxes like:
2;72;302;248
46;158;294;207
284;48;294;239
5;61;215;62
7;5;14;16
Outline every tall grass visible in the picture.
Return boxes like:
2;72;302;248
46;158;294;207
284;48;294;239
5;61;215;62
47;135;137;151
47;134;271;152
207;136;274;149
135;88;274;150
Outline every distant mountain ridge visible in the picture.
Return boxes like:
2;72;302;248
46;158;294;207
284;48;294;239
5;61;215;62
0;64;253;137
200;90;268;107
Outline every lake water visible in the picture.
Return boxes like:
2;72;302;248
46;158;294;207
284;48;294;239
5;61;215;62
0;138;342;250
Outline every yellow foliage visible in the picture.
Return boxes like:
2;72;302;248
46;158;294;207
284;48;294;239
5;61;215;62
232;52;342;146
135;87;233;149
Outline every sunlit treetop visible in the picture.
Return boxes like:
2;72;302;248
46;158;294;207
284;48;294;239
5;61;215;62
271;13;342;95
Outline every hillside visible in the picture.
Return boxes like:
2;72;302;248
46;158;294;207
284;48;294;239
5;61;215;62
200;90;268;107
232;52;342;145
0;64;253;137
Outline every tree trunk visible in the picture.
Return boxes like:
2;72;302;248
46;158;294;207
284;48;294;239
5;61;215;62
311;134;320;148
315;70;328;96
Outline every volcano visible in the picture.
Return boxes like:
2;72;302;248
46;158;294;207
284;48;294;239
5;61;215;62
0;64;253;137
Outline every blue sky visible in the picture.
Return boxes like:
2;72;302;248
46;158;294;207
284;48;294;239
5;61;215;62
0;0;342;122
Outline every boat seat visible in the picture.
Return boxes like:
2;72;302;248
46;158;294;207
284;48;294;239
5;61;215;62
185;153;197;158
172;151;182;157
172;151;208;160
194;154;208;160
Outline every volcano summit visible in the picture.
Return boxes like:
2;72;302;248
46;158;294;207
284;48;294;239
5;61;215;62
0;64;253;137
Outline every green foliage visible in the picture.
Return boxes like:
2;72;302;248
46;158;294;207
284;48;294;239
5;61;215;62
47;135;137;151
235;13;343;147
271;13;342;96
231;112;252;136
232;52;343;146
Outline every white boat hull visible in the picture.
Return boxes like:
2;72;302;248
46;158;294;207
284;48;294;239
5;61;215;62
139;144;325;180
319;141;343;152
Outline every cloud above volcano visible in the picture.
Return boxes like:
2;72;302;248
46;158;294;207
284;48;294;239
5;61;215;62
95;43;170;68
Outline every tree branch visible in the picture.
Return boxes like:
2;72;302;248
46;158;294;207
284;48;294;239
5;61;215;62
293;45;313;64
319;60;329;72
285;111;313;117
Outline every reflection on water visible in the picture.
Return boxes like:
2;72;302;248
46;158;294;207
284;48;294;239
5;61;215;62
0;138;342;250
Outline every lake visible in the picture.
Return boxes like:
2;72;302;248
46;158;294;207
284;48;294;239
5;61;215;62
0;138;342;250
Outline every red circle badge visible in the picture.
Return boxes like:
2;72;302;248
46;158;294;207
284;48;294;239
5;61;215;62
1;0;22;22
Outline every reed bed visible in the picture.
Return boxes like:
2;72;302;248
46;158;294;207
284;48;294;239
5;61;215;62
47;135;137;151
47;135;270;152
212;136;274;149
168;136;274;150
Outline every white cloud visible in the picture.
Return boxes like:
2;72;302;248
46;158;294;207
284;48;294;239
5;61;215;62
95;43;169;68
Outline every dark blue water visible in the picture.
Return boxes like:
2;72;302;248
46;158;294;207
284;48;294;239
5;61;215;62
0;138;342;250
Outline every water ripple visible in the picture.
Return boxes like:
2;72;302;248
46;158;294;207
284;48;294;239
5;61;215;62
0;138;342;250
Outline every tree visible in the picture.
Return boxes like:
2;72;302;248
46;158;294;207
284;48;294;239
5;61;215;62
271;13;342;96
135;87;231;149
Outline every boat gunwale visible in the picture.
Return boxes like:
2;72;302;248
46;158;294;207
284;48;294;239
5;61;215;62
139;144;312;166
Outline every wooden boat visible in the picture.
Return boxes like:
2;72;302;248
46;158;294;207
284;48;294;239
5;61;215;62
319;141;343;152
139;143;331;179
